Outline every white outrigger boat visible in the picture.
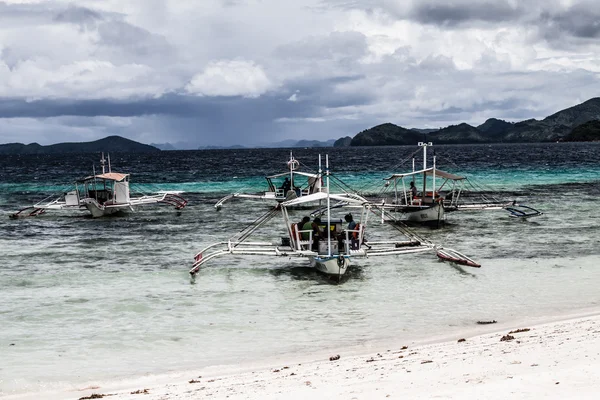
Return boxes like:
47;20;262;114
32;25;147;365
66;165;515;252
214;152;324;210
377;142;542;226
191;155;479;281
11;154;187;218
379;142;452;226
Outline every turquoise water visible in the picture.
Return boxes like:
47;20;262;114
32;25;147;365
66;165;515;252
0;143;599;396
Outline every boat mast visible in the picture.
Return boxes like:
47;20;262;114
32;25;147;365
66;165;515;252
433;151;436;198
289;151;293;187
418;142;433;198
100;152;106;174
92;164;98;202
325;154;331;257
419;142;427;197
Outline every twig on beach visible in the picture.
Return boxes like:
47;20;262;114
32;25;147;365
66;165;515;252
509;328;531;334
188;379;201;384
477;320;497;325
329;355;340;361
458;338;466;343
78;394;114;400
130;389;149;395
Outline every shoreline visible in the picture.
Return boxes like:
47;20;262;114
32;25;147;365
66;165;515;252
5;307;600;400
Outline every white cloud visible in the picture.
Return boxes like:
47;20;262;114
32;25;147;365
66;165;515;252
186;60;273;98
0;59;167;100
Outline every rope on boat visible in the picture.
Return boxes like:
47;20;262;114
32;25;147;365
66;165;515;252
229;205;280;244
367;205;433;246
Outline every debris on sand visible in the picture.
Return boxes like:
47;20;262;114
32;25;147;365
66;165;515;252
500;334;515;342
329;355;340;361
458;338;466;343
477;320;497;325
78;394;114;400
509;328;531;334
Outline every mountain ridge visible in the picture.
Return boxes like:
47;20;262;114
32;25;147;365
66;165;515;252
0;135;160;154
334;97;600;146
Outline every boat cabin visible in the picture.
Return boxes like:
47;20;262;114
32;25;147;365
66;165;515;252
265;171;322;200
384;168;466;209
77;172;131;206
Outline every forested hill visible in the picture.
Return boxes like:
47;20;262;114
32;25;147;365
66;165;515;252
0;135;160;154
334;97;600;146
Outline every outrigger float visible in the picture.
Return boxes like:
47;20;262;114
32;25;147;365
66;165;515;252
374;142;542;226
11;153;187;219
214;152;324;210
190;155;480;282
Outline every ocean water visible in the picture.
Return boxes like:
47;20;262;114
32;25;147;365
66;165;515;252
1;143;599;396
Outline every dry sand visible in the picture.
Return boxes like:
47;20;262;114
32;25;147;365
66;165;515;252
8;313;600;400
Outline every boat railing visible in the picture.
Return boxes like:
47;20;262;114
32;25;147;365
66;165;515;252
343;226;363;253
294;229;313;250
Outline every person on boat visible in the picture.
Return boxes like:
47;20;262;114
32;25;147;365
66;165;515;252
281;177;292;194
344;213;359;250
303;216;322;251
345;213;357;231
409;181;417;199
297;216;310;237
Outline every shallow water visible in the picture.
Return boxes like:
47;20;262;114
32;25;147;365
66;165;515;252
1;143;599;395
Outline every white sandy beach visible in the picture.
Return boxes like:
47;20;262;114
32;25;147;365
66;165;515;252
9;311;600;400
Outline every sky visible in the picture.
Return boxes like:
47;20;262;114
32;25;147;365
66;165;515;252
0;0;599;148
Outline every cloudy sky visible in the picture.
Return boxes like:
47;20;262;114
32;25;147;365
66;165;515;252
0;0;599;148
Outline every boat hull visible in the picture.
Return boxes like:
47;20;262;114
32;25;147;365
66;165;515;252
404;203;445;225
83;199;128;218
310;255;350;278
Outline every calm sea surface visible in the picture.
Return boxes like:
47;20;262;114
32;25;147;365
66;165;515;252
1;143;599;395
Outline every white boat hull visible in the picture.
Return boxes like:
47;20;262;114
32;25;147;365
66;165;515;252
310;255;350;278
405;203;445;224
83;199;128;218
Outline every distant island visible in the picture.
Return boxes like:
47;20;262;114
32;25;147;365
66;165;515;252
335;97;600;146
0;135;160;155
2;98;599;155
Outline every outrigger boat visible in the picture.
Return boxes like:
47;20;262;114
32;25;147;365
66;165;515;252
191;155;479;281
214;152;324;210
11;153;187;218
378;142;452;226
377;142;542;225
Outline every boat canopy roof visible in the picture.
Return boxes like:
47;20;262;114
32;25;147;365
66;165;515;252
384;168;465;181
267;171;319;179
282;192;369;207
81;172;129;182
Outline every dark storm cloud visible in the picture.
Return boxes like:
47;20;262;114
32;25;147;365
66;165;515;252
0;93;320;131
286;75;374;109
0;95;218;119
409;1;522;26
0;73;368;120
539;4;600;40
324;0;526;25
